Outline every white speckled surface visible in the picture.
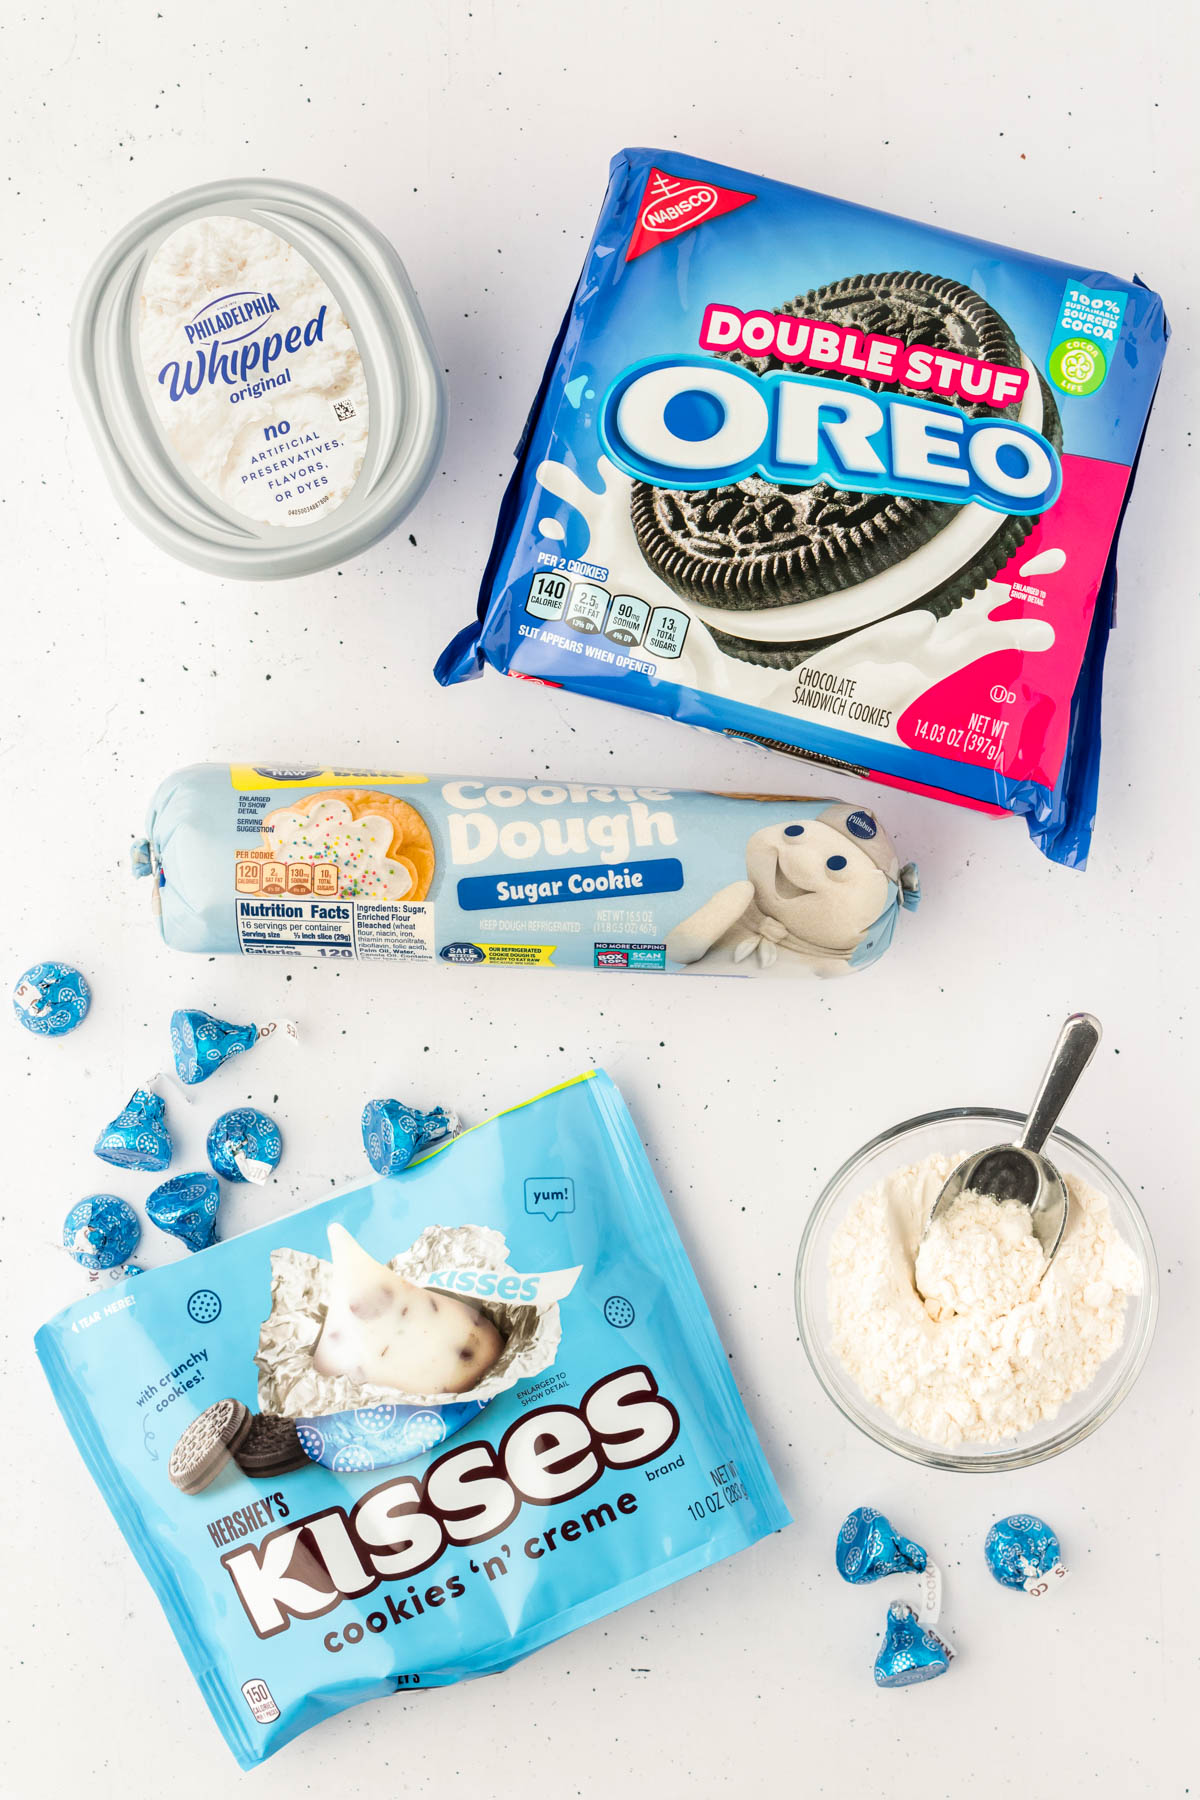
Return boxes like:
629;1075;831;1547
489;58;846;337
3;2;1195;1793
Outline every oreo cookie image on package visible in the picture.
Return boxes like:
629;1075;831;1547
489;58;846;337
439;149;1168;866
630;272;1063;669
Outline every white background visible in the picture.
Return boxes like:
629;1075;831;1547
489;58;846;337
2;2;1196;1795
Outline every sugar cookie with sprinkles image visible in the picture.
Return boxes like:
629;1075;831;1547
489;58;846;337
261;786;435;900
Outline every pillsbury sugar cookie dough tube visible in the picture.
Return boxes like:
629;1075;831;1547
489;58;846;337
133;763;919;977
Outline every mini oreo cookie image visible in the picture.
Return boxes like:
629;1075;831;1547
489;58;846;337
168;1397;252;1495
231;1412;311;1479
630;272;1063;669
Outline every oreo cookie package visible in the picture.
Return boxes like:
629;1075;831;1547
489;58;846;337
36;1072;789;1767
439;148;1168;866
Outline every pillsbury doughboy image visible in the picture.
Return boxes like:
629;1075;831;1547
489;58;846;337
666;802;919;976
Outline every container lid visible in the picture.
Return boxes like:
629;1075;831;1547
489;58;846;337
72;179;445;579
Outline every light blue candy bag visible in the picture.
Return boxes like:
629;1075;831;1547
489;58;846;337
36;1071;789;1768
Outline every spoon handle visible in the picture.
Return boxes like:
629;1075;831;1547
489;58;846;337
1019;1013;1103;1154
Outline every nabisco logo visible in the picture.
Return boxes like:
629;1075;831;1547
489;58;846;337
642;176;719;233
625;165;755;262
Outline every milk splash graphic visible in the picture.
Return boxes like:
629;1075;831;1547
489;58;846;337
534;456;1058;745
1019;548;1068;578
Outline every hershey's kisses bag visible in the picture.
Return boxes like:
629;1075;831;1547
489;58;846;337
36;1071;789;1768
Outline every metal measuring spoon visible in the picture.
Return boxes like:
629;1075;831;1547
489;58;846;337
924;1013;1102;1268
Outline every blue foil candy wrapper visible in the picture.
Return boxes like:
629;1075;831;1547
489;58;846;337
985;1515;1064;1590
874;1602;953;1688
95;1087;173;1173
295;1400;488;1474
147;1171;222;1252
170;1010;257;1084
362;1099;459;1177
13;961;92;1037
837;1506;928;1584
170;1009;296;1084
207;1107;281;1184
63;1195;141;1270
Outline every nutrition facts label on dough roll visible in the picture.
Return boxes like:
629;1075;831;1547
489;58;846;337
235;897;436;961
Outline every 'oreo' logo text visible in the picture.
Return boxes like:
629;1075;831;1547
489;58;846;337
601;355;1061;516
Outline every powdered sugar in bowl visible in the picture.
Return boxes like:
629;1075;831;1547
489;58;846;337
795;1108;1157;1471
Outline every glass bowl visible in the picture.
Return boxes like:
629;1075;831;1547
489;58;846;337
795;1107;1158;1472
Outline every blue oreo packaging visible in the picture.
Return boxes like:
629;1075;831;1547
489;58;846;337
438;147;1168;866
36;1071;790;1768
134;762;917;977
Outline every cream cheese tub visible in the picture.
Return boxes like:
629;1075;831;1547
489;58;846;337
132;762;920;976
72;180;445;578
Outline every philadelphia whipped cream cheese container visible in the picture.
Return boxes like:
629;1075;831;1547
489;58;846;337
72;179;446;578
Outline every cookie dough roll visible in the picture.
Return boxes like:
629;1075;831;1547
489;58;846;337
133;762;919;977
